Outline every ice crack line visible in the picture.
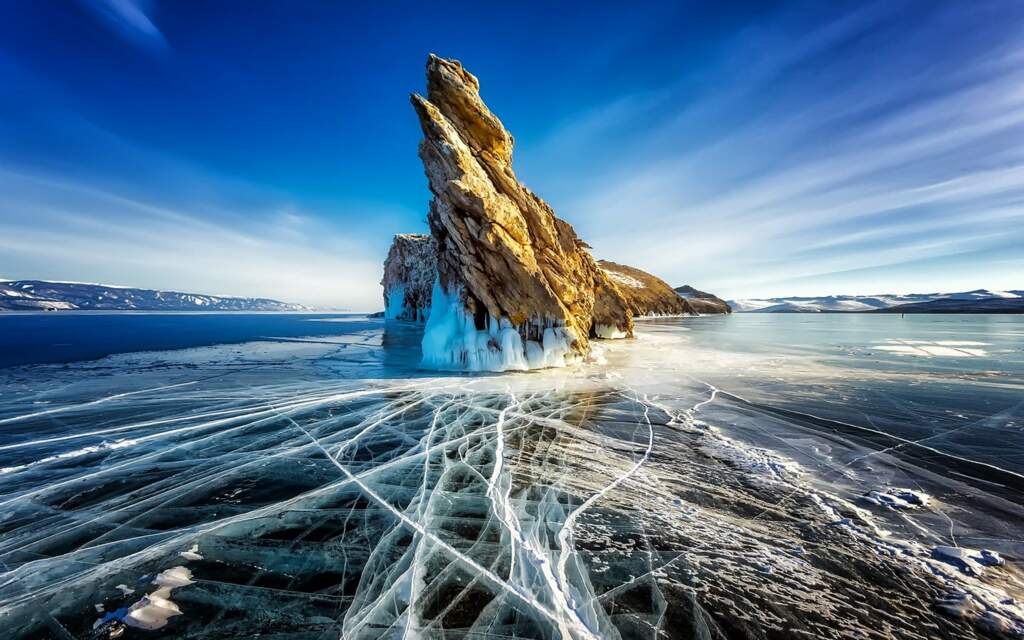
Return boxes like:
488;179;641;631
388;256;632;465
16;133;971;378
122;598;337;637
485;387;521;579
718;390;1024;483
282;413;600;639
552;389;655;636
0;381;200;426
477;390;602;640
399;395;454;640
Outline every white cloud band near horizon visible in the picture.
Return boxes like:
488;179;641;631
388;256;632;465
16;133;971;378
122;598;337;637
0;169;386;310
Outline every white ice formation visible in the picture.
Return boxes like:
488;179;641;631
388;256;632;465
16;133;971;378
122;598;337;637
420;279;575;371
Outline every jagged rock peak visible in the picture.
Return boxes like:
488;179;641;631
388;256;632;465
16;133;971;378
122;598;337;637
381;234;436;322
423;54;513;164
411;54;633;370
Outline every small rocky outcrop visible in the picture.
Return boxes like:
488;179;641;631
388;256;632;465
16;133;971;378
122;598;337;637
598;260;693;318
675;285;732;314
411;55;632;370
381;234;436;322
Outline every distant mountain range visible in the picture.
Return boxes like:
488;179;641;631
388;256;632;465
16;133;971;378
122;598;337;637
0;280;308;312
728;289;1024;313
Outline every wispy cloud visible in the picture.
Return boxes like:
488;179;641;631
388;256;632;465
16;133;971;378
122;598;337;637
3;3;1020;304
520;2;1024;298
78;0;167;52
0;169;385;309
0;49;410;310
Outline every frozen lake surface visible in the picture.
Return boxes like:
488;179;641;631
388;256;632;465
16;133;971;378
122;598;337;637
0;313;1022;639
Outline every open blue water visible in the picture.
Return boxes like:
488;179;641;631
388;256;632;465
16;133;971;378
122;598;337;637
0;312;375;368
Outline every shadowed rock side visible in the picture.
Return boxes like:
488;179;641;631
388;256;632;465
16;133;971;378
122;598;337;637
598;260;694;319
411;55;632;370
675;284;732;314
380;234;436;322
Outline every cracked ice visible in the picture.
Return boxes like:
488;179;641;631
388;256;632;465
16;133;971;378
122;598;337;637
1;318;1023;639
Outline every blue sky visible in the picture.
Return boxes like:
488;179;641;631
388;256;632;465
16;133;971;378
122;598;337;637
1;1;1022;308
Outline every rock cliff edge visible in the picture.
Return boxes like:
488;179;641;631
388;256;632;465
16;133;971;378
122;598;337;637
411;55;632;370
381;234;435;322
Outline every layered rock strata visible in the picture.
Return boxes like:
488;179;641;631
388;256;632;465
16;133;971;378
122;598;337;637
381;234;436;322
411;55;632;370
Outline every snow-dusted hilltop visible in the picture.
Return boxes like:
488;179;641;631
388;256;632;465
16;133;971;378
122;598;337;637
729;289;1023;313
0;280;306;312
674;284;732;315
410;55;633;370
381;234;435;322
599;260;691;317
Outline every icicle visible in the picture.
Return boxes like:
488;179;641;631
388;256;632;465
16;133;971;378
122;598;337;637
419;277;576;371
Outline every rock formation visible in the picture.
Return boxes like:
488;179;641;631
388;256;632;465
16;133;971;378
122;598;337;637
380;234;436;322
598;260;693;318
411;55;632;370
675;285;732;314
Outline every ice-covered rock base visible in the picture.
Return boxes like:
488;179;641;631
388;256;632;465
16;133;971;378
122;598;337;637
420;279;576;371
594;324;629;340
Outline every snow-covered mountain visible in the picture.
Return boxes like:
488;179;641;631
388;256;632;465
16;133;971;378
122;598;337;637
0;280;309;312
728;289;1023;313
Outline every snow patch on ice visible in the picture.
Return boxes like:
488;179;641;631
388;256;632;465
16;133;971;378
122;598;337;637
932;546;1004;576
699;430;803;487
874;340;988;357
123;566;193;631
0;438;141;474
808;483;1022;633
862;487;931;510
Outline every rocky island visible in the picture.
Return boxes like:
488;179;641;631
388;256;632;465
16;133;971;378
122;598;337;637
380;55;728;371
600;260;720;317
380;234;435;322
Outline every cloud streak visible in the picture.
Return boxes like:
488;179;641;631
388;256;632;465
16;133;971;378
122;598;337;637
0;168;386;309
2;3;1021;305
78;0;168;52
520;2;1024;298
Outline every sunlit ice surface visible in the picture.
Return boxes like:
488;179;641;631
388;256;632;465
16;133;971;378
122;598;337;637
0;314;1023;638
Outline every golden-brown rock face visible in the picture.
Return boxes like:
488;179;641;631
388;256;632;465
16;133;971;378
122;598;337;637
411;55;632;369
598;260;693;318
674;285;732;314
